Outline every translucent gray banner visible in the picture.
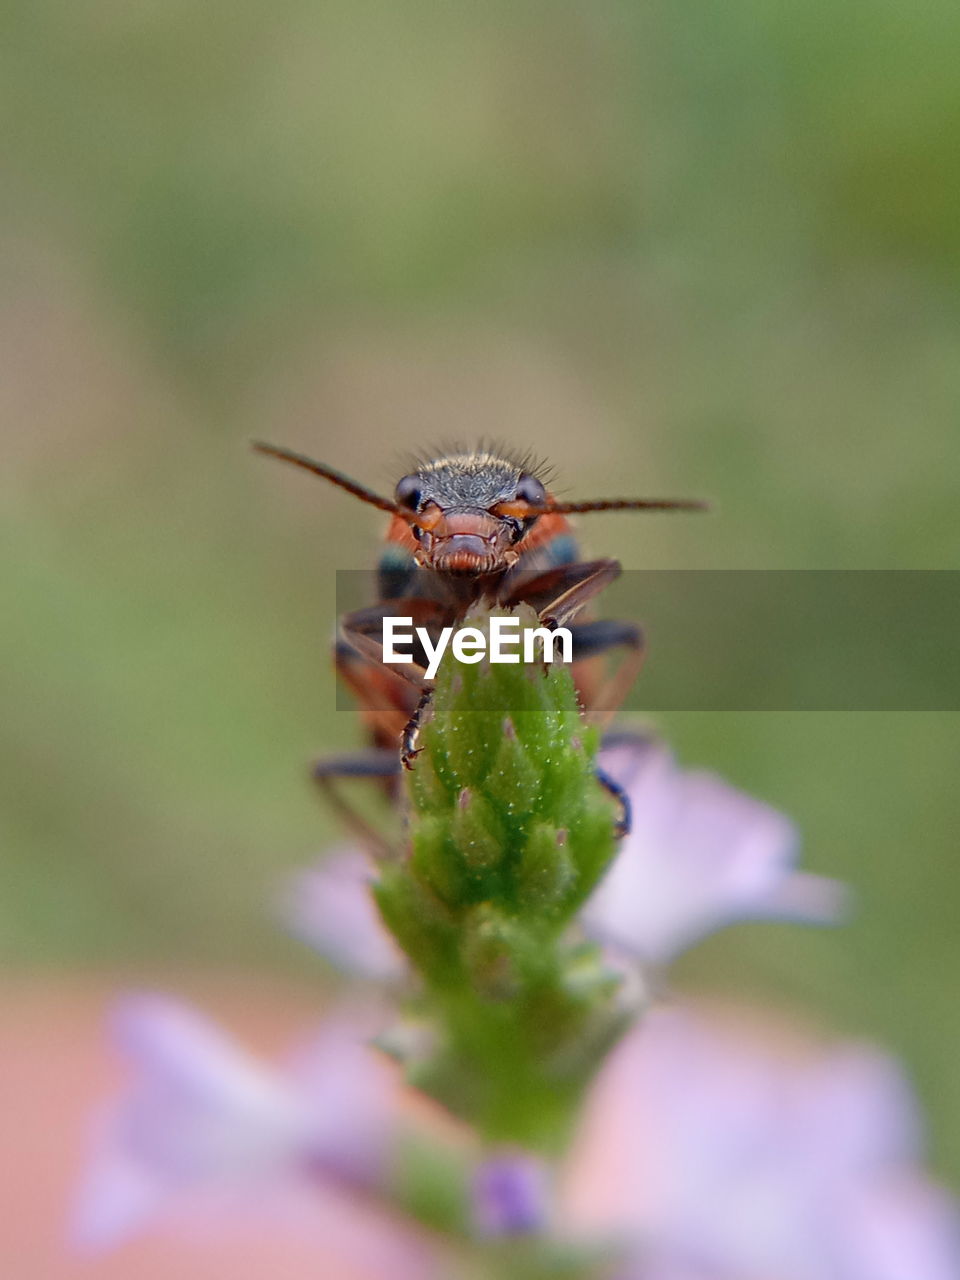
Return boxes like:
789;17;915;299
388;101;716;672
333;570;960;711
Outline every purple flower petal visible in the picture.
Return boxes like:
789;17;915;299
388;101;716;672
281;848;407;981
71;995;395;1252
564;1005;960;1280
71;1129;165;1251
792;1044;924;1175
583;741;848;964
286;1010;395;1186
472;1153;550;1237
839;1176;960;1280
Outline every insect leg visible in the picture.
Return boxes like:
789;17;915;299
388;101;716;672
501;558;622;627
569;618;646;728
594;766;632;839
314;624;425;852
400;687;433;771
597;726;657;754
337;599;451;774
311;747;401;858
334;630;425;753
564;621;645;836
338;605;429;691
570;618;644;659
591;729;660;840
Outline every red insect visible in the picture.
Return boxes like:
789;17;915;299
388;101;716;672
254;441;704;841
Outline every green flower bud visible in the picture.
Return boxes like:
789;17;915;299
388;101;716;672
373;611;632;1148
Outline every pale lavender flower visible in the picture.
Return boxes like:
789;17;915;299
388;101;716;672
564;1006;960;1280
282;847;406;981
285;743;845;984
584;740;847;964
472;1152;550;1237
71;994;398;1253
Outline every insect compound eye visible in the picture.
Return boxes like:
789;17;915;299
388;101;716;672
394;474;423;511
514;473;546;508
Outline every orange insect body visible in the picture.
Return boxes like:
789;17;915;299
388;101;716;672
357;504;584;748
254;440;704;766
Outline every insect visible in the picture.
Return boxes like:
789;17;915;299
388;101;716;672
254;440;705;845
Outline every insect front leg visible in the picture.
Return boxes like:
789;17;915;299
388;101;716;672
501;558;622;628
400;686;433;771
336;598;453;772
505;562;644;716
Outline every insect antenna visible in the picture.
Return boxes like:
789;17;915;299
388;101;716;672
541;497;709;514
252;441;402;515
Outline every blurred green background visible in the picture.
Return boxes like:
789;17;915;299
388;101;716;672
2;0;958;1180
